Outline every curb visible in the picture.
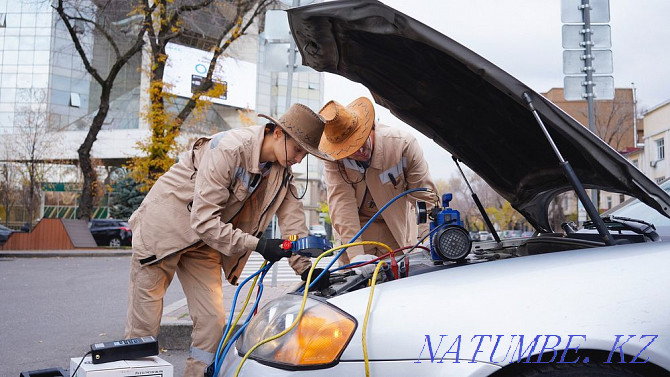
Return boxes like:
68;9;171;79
0;249;132;258
159;320;194;350
158;321;244;351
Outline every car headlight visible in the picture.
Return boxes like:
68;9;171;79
237;294;356;369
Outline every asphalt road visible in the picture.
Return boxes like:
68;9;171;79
0;255;187;376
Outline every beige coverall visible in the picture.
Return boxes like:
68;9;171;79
125;126;310;377
324;124;439;264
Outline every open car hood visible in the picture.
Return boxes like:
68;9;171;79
287;0;670;232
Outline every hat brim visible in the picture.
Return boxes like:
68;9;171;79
319;97;375;160
258;113;334;161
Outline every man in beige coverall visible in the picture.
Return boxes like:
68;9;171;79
319;97;439;265
125;104;332;377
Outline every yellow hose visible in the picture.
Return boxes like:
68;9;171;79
234;241;392;377
222;260;268;346
362;260;386;377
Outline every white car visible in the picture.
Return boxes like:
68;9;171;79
217;1;670;376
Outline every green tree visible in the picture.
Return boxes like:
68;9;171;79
486;201;523;231
317;202;331;225
109;172;146;220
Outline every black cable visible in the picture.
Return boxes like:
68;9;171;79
336;159;366;184
396;222;450;264
70;350;93;377
284;131;309;200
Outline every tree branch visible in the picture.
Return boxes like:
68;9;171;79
175;0;272;124
169;0;215;27
69;15;122;58
53;0;104;84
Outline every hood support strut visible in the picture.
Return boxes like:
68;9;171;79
453;156;502;245
522;93;615;246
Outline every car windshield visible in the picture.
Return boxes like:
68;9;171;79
606;180;670;235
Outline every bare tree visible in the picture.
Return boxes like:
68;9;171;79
0;161;21;226
594;100;635;152
571;90;636;152
9;90;64;228
54;0;151;220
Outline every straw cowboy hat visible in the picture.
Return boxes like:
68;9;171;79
318;97;375;160
258;103;333;161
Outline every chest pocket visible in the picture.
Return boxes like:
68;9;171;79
378;157;407;188
231;167;262;202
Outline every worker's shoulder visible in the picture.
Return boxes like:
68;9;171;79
377;123;417;143
206;126;262;153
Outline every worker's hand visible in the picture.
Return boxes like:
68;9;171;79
255;236;291;262
301;268;330;291
351;254;377;277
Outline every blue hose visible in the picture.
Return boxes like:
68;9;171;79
307;187;429;290
215;266;271;374
213;262;272;375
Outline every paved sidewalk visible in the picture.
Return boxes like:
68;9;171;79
1;248;333;352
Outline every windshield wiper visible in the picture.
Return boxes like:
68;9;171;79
523;93;615;246
584;216;660;242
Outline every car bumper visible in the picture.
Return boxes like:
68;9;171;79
218;344;501;377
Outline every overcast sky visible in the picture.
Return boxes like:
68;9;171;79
322;0;670;182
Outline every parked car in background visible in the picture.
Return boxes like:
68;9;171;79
0;224;14;245
88;219;132;247
308;224;328;238
476;230;493;241
501;230;523;239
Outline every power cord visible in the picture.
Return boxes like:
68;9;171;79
70;350;92;377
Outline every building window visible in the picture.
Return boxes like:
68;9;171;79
69;92;81;107
0;13;7;28
73;19;86;34
606;196;612;209
619;194;625;203
656;176;666;184
657;138;665;160
632;159;638;168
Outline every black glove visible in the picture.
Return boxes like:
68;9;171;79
255;237;291;262
301;268;330;291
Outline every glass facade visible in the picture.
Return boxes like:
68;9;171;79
0;0;93;133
